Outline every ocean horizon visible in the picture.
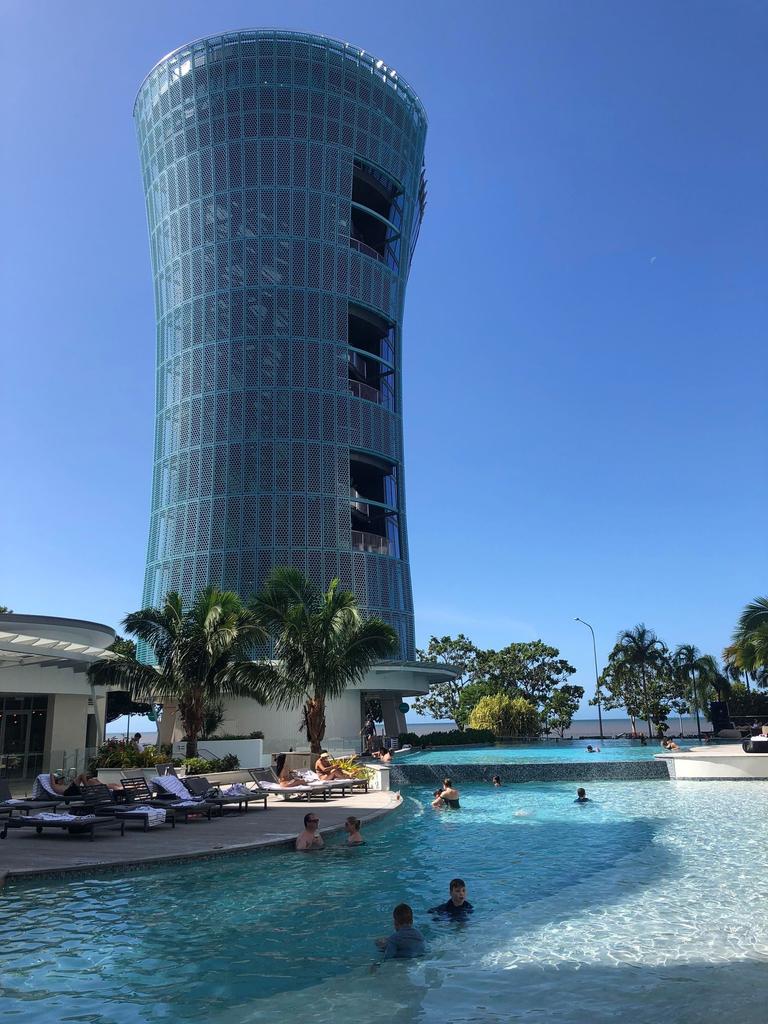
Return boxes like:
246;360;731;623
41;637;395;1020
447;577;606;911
404;715;712;738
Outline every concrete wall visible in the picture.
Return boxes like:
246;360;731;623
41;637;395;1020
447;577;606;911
45;693;90;767
389;760;671;786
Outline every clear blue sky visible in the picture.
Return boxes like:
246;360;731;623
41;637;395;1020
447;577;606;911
2;1;765;720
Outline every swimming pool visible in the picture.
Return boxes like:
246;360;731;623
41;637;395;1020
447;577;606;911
4;780;768;1023
399;738;705;763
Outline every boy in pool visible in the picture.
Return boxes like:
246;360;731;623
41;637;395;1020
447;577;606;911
429;878;474;918
574;788;591;803
375;903;425;959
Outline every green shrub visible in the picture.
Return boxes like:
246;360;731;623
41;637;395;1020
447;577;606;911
468;695;540;738
89;738;174;773
183;753;240;775
397;728;495;747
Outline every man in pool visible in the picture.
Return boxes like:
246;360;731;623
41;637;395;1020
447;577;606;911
429;878;473;918
586;745;601;753
375;903;425;959
295;812;324;851
574;787;591;803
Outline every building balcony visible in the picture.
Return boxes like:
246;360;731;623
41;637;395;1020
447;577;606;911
352;530;390;555
343;235;385;263
349;378;381;403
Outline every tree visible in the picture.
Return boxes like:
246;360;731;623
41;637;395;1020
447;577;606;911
468;694;540;737
672;644;703;740
89;588;269;757
726;597;768;678
455;681;498;729
696;654;730;702
411;635;480;725
542;684;584;738
0;605;12;614
241;568;398;753
614;625;671;738
477;641;576;707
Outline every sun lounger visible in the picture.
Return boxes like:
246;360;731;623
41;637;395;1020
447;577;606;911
181;776;267;813
0;811;125;842
80;783;173;830
295;769;369;795
247;768;333;801
31;773;86;805
121;776;214;822
0;778;61;816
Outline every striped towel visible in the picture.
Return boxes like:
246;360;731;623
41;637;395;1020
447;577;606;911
119;804;167;828
28;812;98;824
32;774;61;799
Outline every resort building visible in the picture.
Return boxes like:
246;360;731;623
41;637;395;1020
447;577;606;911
133;30;452;748
0;614;115;778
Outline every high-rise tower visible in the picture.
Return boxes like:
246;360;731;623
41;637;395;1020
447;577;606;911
134;30;427;662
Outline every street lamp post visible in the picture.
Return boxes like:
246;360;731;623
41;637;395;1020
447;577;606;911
575;617;604;742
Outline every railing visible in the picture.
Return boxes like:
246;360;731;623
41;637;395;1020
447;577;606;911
343;235;385;263
350;489;371;516
352;530;390;555
349;378;381;403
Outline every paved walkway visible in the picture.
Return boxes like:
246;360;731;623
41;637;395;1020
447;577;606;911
0;790;401;886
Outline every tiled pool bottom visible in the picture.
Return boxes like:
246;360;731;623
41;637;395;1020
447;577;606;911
4;780;768;1024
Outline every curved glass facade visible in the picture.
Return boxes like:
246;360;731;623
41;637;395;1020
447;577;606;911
134;30;427;658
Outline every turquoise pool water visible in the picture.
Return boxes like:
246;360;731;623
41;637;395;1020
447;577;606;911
400;738;705;763
4;780;768;1023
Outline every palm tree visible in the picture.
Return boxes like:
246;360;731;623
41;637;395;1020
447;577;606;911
729;597;768;674
88;588;269;757
616;624;670;738
697;654;731;703
239;568;398;753
672;644;703;741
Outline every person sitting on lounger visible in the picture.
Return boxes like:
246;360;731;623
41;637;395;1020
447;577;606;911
274;753;307;787
345;816;365;845
315;751;354;780
296;812;324;851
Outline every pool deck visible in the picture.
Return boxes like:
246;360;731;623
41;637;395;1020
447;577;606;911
0;790;401;887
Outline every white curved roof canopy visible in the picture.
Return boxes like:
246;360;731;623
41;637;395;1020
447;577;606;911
0;615;115;670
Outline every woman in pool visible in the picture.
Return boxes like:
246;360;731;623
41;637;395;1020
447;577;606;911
492;776;502;787
372;748;393;763
440;779;461;808
345;816;365;845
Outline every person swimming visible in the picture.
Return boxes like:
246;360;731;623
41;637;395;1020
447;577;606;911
574;787;591;803
492;775;502;787
586;745;600;753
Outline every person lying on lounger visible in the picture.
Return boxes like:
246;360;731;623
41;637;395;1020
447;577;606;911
314;751;354;780
43;772;105;796
274;753;309;787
